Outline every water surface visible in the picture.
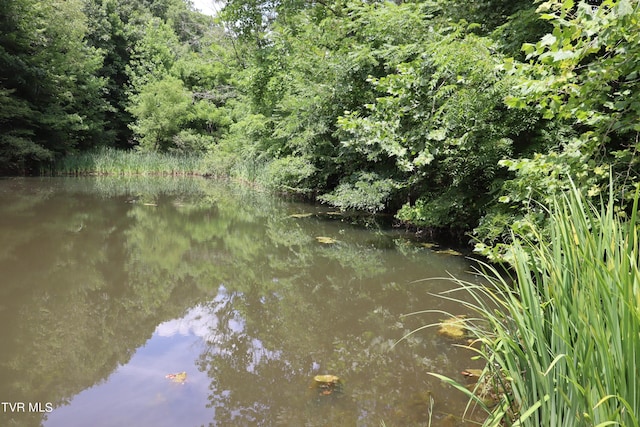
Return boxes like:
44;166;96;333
0;177;487;427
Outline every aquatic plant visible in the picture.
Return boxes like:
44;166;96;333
53;147;208;176
428;182;640;426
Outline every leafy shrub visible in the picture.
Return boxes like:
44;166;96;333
171;130;214;154
128;76;192;152
319;172;398;213
264;155;317;194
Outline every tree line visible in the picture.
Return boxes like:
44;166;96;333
1;0;638;259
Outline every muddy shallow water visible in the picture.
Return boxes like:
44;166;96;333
0;177;488;427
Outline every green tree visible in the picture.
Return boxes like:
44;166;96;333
0;0;108;173
476;0;640;260
126;17;183;91
128;76;193;151
336;29;545;231
215;1;434;194
124;7;236;152
83;0;140;146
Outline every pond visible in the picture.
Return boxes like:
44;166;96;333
0;177;488;427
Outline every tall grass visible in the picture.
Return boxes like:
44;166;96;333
433;183;640;426
53;147;208;176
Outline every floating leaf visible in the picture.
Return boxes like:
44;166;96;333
315;236;337;244
435;248;463;256
461;369;484;380
438;316;467;339
288;213;313;218
165;371;187;384
311;375;343;396
314;375;340;384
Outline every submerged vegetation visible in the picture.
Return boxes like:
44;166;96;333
434;184;640;426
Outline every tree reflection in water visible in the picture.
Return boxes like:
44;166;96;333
0;177;485;427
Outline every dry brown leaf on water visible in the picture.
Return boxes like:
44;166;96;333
434;248;463;256
437;316;467;339
461;369;483;380
288;213;314;218
315;236;337;244
313;375;340;384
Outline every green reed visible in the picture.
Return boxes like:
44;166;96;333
53;148;208;176
427;183;640;426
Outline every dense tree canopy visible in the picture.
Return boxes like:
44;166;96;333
0;0;107;172
1;0;638;258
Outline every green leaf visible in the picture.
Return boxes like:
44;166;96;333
540;33;557;47
522;43;536;56
427;372;492;413
512;397;547;426
552;50;575;61
427;128;447;141
616;0;633;17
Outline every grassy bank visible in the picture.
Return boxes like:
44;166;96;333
435;184;640;426
52;148;209;176
51;148;281;192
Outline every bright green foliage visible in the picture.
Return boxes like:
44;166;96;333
440;184;640;426
4;0;640;267
82;0;221;147
215;0;565;238
264;155;317;194
339;32;532;229
126;17;183;90
511;0;640;136
318;172;399;213
477;0;640;260
1;0;236;171
128;76;193;152
216;0;437;199
514;0;640;145
121;3;237;153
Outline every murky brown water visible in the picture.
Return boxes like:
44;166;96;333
0;177;488;427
